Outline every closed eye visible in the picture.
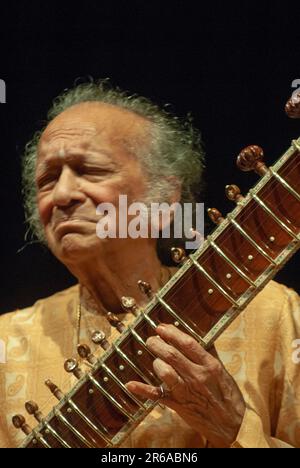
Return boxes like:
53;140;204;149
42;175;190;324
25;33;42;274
36;173;59;189
36;166;115;190
77;165;116;178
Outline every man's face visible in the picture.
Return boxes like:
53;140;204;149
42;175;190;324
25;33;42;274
36;102;150;262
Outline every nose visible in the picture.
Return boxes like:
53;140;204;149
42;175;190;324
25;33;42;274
52;165;85;207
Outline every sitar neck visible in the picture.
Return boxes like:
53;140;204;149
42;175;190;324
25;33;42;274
18;137;300;448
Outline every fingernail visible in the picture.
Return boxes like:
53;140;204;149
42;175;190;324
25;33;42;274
126;382;135;390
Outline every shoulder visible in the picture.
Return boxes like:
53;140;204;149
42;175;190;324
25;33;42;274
218;280;299;347
33;283;80;311
227;279;300;344
244;280;299;326
0;284;79;330
249;280;294;309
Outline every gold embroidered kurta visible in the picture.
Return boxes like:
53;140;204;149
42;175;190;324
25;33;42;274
0;280;299;448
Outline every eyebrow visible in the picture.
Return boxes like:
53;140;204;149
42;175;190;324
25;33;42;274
36;150;116;174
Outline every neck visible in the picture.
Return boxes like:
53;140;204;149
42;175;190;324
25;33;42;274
65;238;167;315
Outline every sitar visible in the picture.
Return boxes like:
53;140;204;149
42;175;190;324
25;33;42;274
12;93;300;448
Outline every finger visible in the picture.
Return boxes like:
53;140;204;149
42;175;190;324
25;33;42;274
206;344;220;360
156;324;218;367
152;358;181;391
125;380;175;408
126;381;161;401
146;334;198;379
152;326;228;402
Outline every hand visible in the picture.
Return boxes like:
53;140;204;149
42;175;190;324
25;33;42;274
126;323;246;448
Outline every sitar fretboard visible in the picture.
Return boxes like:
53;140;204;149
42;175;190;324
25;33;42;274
20;138;300;448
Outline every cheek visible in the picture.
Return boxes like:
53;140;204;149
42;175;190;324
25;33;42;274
102;173;146;202
37;195;53;226
84;181;133;206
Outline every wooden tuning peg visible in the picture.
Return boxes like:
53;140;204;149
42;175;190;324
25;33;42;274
77;344;98;365
12;414;32;435
237;145;269;176
64;358;84;379
106;312;126;333
171;247;187;264
91;330;110;350
45;379;64;400
225;184;244;203
121;296;138;316
25;401;43;423
138;280;153;299
207;208;225;225
189;228;205;249
285;92;300;119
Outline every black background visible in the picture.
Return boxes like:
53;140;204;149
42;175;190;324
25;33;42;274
0;1;299;314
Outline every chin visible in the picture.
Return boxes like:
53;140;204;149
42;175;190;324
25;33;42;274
53;233;98;262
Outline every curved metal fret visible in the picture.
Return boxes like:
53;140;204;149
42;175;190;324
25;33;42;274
67;398;111;445
251;192;298;240
113;338;165;411
33;431;51;448
101;362;146;409
129;327;157;359
156;294;205;343
207;237;256;286
228;216;276;264
269;168;300;202
54;408;93;448
87;374;134;421
43;421;71;448
113;343;155;387
190;255;239;306
141;312;157;329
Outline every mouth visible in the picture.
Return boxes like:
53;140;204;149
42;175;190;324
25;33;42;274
53;215;96;228
52;216;97;237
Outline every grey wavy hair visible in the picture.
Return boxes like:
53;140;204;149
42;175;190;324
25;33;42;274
22;79;205;256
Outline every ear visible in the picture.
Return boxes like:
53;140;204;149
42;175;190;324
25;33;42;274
150;176;182;234
165;176;182;229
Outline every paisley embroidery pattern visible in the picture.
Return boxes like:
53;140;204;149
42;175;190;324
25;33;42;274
7;337;29;360
6;374;26;398
0;281;299;448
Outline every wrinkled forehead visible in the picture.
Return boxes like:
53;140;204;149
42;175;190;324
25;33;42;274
38;122;98;160
38;102;151;160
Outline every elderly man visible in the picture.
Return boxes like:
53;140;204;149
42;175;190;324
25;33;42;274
0;81;299;448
